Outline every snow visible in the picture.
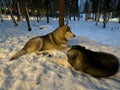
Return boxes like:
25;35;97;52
0;17;120;90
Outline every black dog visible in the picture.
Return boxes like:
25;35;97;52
67;45;119;77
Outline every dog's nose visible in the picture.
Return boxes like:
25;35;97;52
73;34;76;37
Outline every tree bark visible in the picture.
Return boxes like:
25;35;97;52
0;6;3;22
118;16;120;24
17;2;22;21
46;7;49;23
95;0;100;26
1;0;7;22
102;11;110;28
59;0;64;27
23;1;32;31
36;10;41;23
68;8;71;21
8;6;18;26
1;0;6;15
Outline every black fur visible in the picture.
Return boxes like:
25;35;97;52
67;45;119;77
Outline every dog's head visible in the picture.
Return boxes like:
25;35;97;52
67;45;87;70
67;45;83;62
67;46;84;70
53;24;75;44
63;24;75;40
71;45;86;51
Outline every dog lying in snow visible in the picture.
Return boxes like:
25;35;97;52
52;45;119;77
10;24;75;60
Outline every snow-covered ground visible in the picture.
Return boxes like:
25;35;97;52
0;17;120;90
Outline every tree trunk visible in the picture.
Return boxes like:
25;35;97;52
68;8;71;21
77;10;80;21
118;16;120;24
8;6;18;26
59;0;64;27
46;7;49;23
103;13;106;28
0;6;3;22
73;15;75;21
95;0;100;26
93;13;95;21
95;13;99;26
23;1;31;31
1;0;6;15
85;13;90;21
36;9;41;23
17;2;22;21
1;0;7;22
103;12;109;28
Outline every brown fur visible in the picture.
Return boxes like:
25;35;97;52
10;25;75;60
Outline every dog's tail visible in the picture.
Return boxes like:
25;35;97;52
10;49;26;61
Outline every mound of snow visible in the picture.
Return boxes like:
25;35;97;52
0;19;120;90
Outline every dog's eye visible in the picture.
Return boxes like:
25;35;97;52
66;26;70;30
66;28;70;32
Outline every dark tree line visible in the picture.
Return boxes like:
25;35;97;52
83;0;120;27
0;0;79;30
0;0;120;30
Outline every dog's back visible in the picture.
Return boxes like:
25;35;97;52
67;45;119;77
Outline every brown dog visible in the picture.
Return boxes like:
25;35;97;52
10;25;75;60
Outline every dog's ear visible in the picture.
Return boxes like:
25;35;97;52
64;24;68;30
